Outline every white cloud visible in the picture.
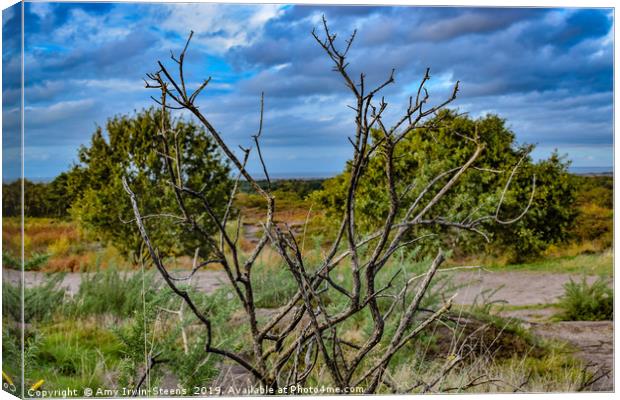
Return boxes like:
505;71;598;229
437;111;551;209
158;4;285;54
30;2;52;20
25;99;97;127
71;78;144;92
53;8;131;45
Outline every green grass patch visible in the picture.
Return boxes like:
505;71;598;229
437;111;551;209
490;251;612;276
251;262;299;308
495;303;557;312
25;319;125;391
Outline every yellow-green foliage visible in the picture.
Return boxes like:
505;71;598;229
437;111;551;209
571;200;612;246
3;217;80;257
47;236;71;256
387;350;588;393
568;175;613;250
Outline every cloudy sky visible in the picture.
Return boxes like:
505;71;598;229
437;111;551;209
2;2;614;180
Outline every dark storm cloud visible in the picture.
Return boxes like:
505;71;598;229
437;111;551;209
519;8;612;50
232;7;612;98
9;4;613;179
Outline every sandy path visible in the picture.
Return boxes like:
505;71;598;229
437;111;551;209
3;268;229;296
6;267;601;302
446;269;613;391
450;269;604;306
532;321;613;391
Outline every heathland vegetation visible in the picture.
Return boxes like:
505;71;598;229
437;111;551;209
1;116;613;394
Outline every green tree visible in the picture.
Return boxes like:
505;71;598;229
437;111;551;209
69;108;232;262
42;171;80;218
310;110;576;261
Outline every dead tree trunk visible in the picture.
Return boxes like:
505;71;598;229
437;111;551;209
123;17;534;393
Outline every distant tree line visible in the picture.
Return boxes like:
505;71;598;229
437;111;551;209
2;173;76;218
239;178;324;198
2;108;611;263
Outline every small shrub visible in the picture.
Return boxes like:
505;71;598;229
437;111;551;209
2;251;19;268
556;277;613;321
47;236;71;256
25;253;51;271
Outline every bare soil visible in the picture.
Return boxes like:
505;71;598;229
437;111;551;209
451;269;603;306
7;267;602;303
3;269;229;296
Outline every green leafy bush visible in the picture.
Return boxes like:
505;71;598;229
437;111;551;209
24;253;51;271
556;277;613;321
310;111;576;262
68;108;232;262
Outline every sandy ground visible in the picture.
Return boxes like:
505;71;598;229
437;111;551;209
451;269;604;306
3;269;229;296
3;267;613;391
451;269;613;392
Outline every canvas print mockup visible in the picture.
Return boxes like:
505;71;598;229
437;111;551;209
2;2;614;398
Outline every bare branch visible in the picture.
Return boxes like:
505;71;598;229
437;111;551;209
252;92;270;188
128;18;537;393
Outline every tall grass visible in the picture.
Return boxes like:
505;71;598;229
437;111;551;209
389;348;591;393
3;274;66;322
251;261;298;308
69;267;163;317
25;320;123;391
